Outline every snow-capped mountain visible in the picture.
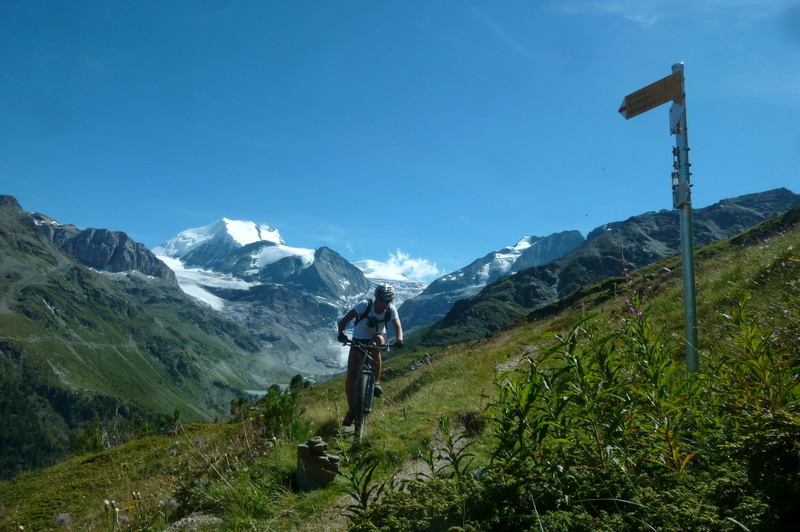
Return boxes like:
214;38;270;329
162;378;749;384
156;219;428;307
154;219;369;300
438;235;549;290
153;218;285;268
153;219;427;377
398;230;585;332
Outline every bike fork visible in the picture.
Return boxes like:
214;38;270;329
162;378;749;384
362;369;375;413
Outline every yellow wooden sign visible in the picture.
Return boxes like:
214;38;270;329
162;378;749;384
619;70;683;120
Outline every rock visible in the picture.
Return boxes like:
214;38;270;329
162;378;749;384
163;513;223;531
296;437;340;491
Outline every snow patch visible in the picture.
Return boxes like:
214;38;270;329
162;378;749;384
225;219;283;247
478;236;538;281
251;245;315;269
157;255;256;310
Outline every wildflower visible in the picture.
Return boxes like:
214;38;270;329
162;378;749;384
55;513;72;528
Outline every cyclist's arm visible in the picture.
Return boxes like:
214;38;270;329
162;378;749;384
338;309;359;335
390;318;403;344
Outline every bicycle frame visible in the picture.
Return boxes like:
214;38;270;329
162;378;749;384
347;341;392;439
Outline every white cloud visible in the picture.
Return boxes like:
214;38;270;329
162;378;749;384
357;250;441;282
386;250;441;281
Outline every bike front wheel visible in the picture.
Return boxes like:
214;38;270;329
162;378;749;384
353;370;374;439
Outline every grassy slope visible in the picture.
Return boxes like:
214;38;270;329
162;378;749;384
1;207;798;531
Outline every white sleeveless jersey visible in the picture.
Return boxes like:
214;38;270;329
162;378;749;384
351;299;399;340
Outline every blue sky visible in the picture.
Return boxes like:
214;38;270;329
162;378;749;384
2;1;799;281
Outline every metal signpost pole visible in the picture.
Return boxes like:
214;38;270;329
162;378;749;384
619;62;698;375
669;63;698;374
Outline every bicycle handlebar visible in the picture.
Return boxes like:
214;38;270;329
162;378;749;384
342;341;397;351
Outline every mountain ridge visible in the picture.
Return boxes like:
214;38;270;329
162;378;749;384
398;230;585;332
31;212;178;285
417;187;800;346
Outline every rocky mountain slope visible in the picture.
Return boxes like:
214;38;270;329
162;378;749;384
31;212;178;284
417;188;800;346
0;196;286;477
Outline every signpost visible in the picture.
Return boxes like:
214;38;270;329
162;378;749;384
619;63;698;375
618;70;683;120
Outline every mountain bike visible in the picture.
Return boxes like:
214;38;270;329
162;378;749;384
346;341;395;439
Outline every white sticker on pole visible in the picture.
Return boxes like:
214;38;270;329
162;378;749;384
669;101;685;134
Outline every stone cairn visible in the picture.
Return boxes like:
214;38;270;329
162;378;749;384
296;436;340;491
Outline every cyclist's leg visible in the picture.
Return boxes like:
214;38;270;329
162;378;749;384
368;335;385;397
368;334;385;383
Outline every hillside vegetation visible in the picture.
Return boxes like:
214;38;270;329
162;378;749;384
0;197;293;479
1;207;799;531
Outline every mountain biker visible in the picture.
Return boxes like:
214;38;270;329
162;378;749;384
337;283;404;426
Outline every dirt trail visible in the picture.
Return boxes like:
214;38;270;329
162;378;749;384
298;421;470;532
297;354;527;531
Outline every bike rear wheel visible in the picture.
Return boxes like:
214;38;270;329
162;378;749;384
353;370;374;439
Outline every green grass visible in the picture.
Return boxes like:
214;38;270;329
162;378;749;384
2;212;800;531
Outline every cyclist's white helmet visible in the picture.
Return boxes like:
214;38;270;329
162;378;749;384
375;283;396;301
